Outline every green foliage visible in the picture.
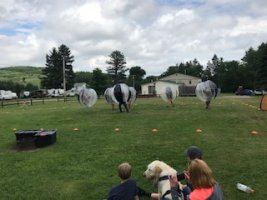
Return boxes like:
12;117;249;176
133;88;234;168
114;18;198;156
160;58;203;78
74;71;92;85
242;47;258;88
218;61;241;92
90;68;109;96
0;80;23;95
106;50;128;84
0;96;266;200
0;80;38;95
128;66;146;92
158;41;267;92
241;42;267;90
1;41;267;94
0;66;42;73
254;43;267;89
41;44;75;90
0;66;42;87
142;75;158;84
74;70;113;95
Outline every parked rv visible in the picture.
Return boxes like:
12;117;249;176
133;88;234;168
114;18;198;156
0;90;18;99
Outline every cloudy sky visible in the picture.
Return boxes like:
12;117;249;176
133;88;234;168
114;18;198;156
1;0;267;76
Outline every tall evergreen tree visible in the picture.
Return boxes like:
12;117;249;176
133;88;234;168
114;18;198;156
244;47;259;89
41;44;75;90
219;61;242;92
74;71;92;86
106;50;128;84
210;54;224;87
202;61;213;81
242;43;267;89
255;43;267;89
90;68;109;96
142;75;158;84
160;59;203;78
159;64;179;77
128;66;146;92
185;59;203;77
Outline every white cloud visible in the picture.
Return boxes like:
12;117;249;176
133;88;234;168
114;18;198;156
0;0;267;76
230;17;267;36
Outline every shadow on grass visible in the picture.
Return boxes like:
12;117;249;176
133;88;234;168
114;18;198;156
9;141;38;152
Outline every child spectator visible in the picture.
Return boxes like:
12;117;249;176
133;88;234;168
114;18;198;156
107;162;139;200
178;146;203;199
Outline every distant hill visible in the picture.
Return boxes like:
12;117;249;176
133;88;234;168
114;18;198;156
0;66;43;87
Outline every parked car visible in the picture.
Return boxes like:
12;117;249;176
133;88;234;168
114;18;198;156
20;91;30;98
254;89;263;95
30;90;47;98
235;89;254;96
235;86;255;96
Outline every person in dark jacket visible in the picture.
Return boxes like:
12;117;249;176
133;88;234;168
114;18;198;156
107;162;139;200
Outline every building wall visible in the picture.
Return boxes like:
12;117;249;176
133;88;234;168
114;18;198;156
155;81;180;96
141;83;155;95
141;73;200;96
160;73;201;86
141;81;180;96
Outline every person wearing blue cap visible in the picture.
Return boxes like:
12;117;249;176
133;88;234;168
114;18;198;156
177;146;203;200
185;146;203;161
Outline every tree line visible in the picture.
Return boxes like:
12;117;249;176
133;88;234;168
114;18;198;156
0;80;38;97
41;47;146;95
153;42;267;92
2;42;266;96
75;42;267;94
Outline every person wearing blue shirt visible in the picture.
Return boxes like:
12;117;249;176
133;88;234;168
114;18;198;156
107;162;139;200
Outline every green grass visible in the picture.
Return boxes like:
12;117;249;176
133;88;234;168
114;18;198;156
0;95;266;200
0;66;42;87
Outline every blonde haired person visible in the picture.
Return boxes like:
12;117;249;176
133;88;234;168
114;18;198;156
107;162;139;200
188;159;223;200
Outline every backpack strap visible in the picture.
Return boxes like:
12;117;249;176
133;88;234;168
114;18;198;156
206;182;224;200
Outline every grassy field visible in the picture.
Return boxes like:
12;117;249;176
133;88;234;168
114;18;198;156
0;66;42;87
0;95;266;200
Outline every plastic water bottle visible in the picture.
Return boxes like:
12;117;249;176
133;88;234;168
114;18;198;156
236;183;254;193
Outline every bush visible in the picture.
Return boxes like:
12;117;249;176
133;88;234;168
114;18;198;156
0;80;38;96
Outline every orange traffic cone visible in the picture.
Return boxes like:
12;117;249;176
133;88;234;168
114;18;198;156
114;128;120;132
251;130;258;135
196;129;203;133
152;128;158;133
